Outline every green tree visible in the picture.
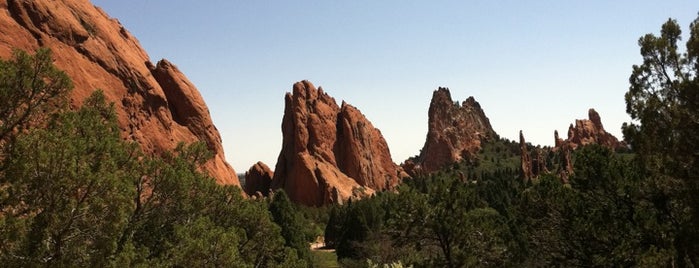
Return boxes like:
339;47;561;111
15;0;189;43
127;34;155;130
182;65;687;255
0;49;306;267
0;91;136;266
624;14;699;266
119;142;302;267
385;172;509;267
268;190;312;265
324;205;346;249
0;48;72;147
166;217;247;268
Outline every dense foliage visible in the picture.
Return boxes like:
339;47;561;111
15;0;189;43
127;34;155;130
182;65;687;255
1;12;698;268
0;49;311;267
323;14;699;267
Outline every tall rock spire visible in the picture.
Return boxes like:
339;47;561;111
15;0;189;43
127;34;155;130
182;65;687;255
271;80;405;206
404;87;495;175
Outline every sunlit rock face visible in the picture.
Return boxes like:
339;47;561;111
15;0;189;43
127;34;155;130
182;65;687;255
0;0;239;185
404;88;495;176
271;80;405;206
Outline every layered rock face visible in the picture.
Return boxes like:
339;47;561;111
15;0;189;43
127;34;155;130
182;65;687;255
0;0;238;185
560;109;625;150
272;80;403;206
243;162;274;197
406;88;495;175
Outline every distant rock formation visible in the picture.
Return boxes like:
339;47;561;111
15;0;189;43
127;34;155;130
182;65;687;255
562;109;625;150
271;80;404;206
243;162;274;197
519;131;550;183
520;109;623;182
0;0;239;185
404;88;495;175
520;131;534;181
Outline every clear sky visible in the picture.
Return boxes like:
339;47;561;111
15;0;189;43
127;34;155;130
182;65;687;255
91;1;697;173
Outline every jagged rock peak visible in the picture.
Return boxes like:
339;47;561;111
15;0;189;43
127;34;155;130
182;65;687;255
588;108;603;130
271;80;404;206
0;0;239;185
561;108;625;150
404;87;495;175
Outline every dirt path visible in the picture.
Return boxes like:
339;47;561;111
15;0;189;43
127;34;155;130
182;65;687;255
310;237;335;252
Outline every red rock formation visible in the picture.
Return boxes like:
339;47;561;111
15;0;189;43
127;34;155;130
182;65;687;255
243;162;274;197
520;131;551;182
337;103;404;190
533;148;549;176
520;131;534;182
557;142;574;183
0;0;238;185
272;80;403;206
549;108;623;182
563;109;625;150
405;88;495;174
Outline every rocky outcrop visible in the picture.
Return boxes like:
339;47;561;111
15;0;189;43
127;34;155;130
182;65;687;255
0;0;238;185
405;88;495;175
562;109;625;150
552;108;622;182
271;80;403;206
243;162;274;197
520;131;533;182
520;109;622;183
519;131;549;183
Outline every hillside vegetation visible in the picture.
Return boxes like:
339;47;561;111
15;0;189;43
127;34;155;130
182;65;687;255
0;13;697;268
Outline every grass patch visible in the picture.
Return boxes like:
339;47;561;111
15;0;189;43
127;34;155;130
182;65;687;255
311;250;339;268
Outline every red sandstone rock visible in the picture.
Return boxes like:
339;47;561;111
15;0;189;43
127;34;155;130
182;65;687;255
533;147;549;176
563;109;625;150
405;88;495;174
243;162;274;197
272;80;400;206
519;131;534;182
520;131;552;183
521;109;623;183
337;103;403;190
558;143;573;183
552;108;622;182
0;0;239;185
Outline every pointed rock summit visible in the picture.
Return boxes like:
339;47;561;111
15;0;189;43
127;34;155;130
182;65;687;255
520;109;623;183
271;80;404;206
0;0;239;184
562;109;625;150
405;88;495;175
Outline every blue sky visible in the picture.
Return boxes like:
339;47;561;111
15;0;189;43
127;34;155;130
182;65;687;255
91;1;697;172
